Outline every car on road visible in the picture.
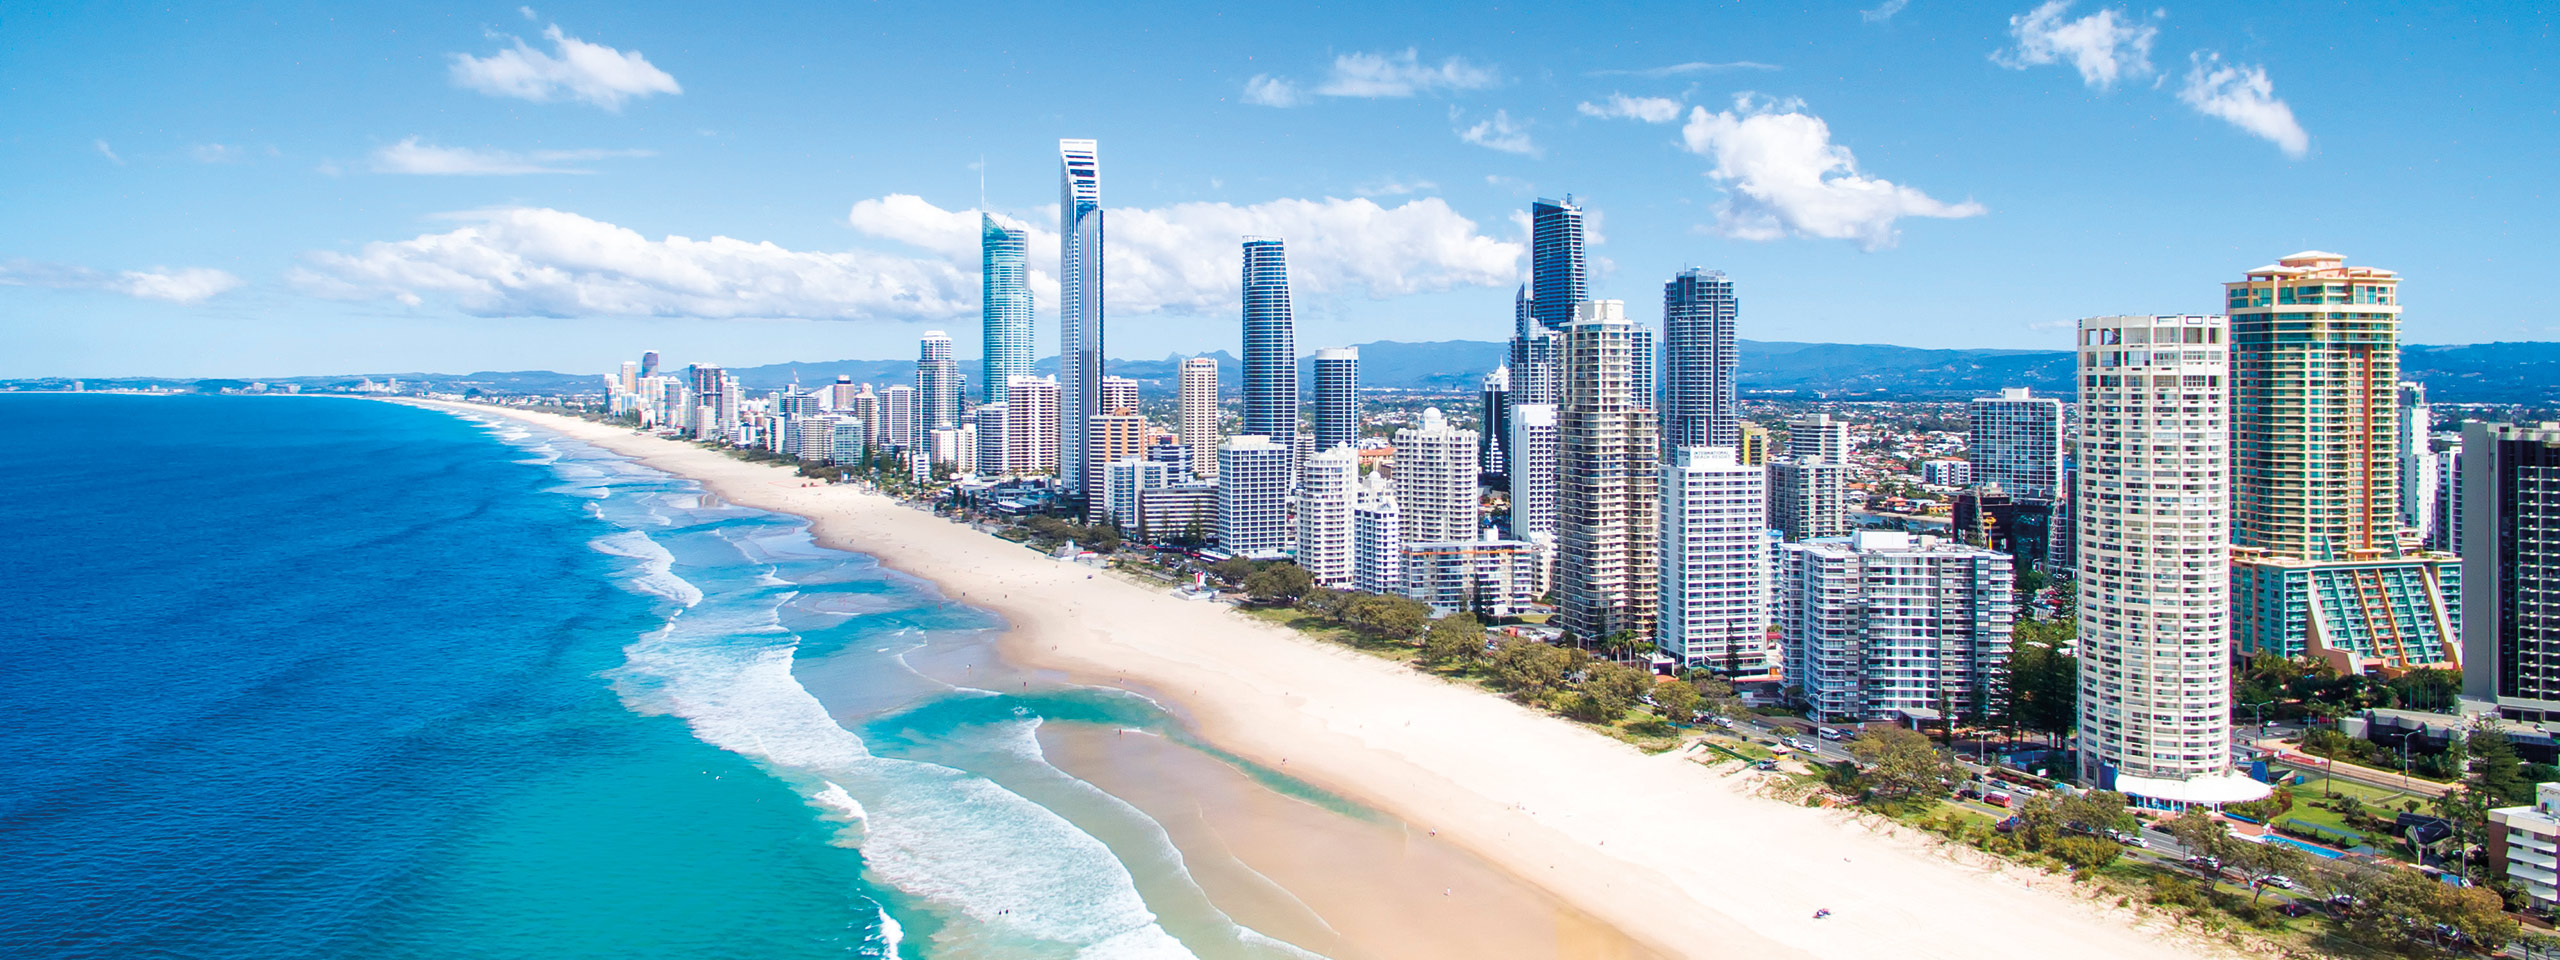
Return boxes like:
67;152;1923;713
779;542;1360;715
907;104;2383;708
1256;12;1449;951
2103;828;2147;847
2260;874;2295;890
1983;790;2014;808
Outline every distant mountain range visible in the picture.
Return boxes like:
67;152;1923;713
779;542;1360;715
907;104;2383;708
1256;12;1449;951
14;340;2557;404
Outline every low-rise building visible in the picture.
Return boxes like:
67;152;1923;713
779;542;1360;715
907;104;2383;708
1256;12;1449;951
2490;782;2560;914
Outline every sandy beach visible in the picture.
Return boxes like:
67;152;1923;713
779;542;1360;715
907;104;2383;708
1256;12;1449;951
425;400;2235;960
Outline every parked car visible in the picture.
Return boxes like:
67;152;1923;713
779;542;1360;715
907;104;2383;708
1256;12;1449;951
1995;817;2022;833
2277;903;2314;918
1816;726;1845;741
2261;874;2296;890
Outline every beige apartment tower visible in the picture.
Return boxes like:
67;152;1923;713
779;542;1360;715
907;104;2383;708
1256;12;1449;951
1555;300;1659;652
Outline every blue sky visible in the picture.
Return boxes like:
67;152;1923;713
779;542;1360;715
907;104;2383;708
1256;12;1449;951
2;1;2552;378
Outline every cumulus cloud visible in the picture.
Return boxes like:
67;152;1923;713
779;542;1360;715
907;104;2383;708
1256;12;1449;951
1244;49;1497;105
1590;61;1780;78
1678;96;1985;250
1577;93;1684;124
291;207;974;319
0;261;243;303
292;196;1522;322
1241;74;1305;107
449;24;680;110
370;137;651;175
2178;53;2309;157
1456;109;1537;156
1994;1;2157;91
1862;0;1911;22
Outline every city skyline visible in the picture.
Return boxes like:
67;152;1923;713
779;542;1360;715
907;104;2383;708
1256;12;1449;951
6;3;2554;379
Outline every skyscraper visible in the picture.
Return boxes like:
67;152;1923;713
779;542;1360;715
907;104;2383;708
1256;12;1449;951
1480;366;1510;482
1661;268;1739;452
1217;435;1292;559
1507;403;1559;540
1787;412;1849;461
1353;478;1402;595
972;402;1009;476
2398;381;2438;543
2074;314;2266;804
2227;253;2457;671
1658;445;1768;673
1769;458;1848;541
881;384;919;450
1003;375;1059;476
1390;407;1480;546
1530;197;1588;330
1058;139;1105;506
1780;532;2013;723
1179;357;1219;479
980;214;1033;403
1311;347;1359;452
1555;300;1659;651
1297;446;1360;588
639;350;659;378
917;331;961;432
1967;388;2065;501
1507;286;1560;406
1240;238;1297;443
2460;422;2560;718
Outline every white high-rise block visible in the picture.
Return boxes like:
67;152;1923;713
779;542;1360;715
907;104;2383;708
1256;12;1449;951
1657;446;1768;671
1296;446;1360;587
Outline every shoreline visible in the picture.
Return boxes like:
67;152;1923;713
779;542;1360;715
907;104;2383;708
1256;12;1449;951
419;400;2232;960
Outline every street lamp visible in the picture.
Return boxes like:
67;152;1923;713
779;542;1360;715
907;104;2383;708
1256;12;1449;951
2241;699;2275;739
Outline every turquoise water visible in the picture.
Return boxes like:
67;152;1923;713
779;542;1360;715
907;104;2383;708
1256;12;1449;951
0;396;1321;959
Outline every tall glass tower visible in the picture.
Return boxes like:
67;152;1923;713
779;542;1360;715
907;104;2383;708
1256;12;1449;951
1311;347;1359;451
1661;268;1739;452
1058;139;1104;502
1240;237;1297;441
1530;197;1588;330
979;214;1032;403
916;331;961;431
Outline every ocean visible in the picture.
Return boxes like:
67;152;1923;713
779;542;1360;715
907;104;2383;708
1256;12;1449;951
0;395;1328;960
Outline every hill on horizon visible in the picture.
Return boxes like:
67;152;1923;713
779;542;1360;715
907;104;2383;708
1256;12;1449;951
13;339;2555;404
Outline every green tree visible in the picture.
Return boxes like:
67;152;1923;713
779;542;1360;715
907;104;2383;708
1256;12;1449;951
2225;839;2308;905
1242;563;1313;604
2340;865;2520;956
1345;594;1430;640
1421;613;1487;665
2164;808;2234;893
1299;587;1349;621
1843;727;1957;804
1567;662;1651;723
2006;626;2078;745
2046;835;2123;871
1209;557;1258;584
1488;639;1574;698
1651;676;1703;723
2468;729;2533;807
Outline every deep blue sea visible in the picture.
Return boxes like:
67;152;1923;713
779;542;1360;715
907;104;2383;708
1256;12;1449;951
0;395;1320;960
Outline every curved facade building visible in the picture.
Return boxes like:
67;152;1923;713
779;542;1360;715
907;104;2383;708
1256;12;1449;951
1530;197;1587;331
1058;139;1103;501
1240;238;1297;442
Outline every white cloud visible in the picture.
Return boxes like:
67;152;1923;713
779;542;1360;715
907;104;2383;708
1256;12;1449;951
191;143;243;163
370;137;651;175
1456;109;1537;156
1678;96;1985;250
1993;1;2157;91
449;24;680;111
1591;61;1781;78
1247;48;1498;106
1316;48;1498;98
1355;177;1438;196
2178;52;2309;157
1241;74;1306;107
1862;0;1911;22
293;196;1523;322
518;5;537;20
1577;93;1684;124
0;261;243;303
291;207;974;319
94;139;123;165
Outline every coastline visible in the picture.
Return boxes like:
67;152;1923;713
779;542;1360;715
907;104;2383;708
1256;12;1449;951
418;400;2233;960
